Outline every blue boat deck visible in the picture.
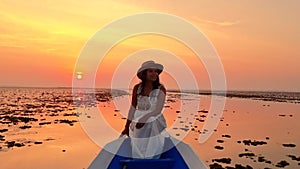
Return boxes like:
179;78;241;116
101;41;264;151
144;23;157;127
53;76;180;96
88;137;207;169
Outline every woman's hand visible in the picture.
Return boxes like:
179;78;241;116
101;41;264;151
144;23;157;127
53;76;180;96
135;122;145;129
121;127;129;136
135;115;150;129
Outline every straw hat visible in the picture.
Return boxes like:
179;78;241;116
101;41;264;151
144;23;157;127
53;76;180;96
137;60;164;80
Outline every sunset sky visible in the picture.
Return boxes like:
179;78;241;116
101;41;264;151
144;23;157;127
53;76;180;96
1;0;299;91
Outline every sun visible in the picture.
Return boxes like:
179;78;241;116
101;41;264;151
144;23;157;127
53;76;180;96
76;72;83;80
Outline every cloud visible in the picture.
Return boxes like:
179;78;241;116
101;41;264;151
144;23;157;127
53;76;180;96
0;44;25;48
198;19;240;27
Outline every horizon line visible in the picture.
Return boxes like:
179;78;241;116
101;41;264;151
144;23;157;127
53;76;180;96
0;85;299;93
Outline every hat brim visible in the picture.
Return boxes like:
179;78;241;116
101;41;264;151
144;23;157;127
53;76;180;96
137;63;163;80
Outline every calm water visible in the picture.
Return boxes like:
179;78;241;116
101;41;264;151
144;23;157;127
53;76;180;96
1;87;299;168
168;89;300;104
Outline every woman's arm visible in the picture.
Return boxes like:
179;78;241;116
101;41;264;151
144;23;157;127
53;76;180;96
121;84;139;135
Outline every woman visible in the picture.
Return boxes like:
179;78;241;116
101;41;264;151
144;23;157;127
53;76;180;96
121;60;167;159
88;61;206;168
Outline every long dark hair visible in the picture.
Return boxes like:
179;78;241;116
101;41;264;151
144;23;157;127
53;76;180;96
139;69;161;96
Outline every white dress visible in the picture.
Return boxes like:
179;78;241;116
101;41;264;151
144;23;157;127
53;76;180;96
129;85;167;159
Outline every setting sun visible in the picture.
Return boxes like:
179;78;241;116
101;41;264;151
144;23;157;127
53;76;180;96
76;72;83;80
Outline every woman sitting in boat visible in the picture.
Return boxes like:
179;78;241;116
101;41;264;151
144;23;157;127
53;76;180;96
121;60;167;159
88;60;206;169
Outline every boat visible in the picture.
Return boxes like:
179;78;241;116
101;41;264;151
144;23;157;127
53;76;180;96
88;136;208;169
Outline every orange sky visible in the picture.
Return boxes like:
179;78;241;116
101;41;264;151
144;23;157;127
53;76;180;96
0;0;299;91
